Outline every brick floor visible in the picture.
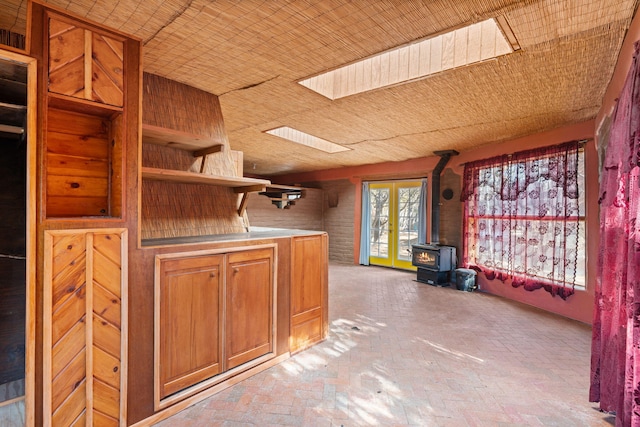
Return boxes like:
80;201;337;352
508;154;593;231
154;263;613;426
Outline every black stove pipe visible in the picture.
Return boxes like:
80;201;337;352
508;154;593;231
431;150;458;244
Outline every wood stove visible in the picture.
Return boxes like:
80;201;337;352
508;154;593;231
412;244;456;286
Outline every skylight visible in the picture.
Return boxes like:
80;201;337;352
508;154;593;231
299;18;517;100
265;127;351;153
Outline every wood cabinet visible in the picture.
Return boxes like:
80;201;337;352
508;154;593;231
48;16;124;107
43;229;127;426
290;234;328;353
157;255;223;400
31;3;140;219
225;248;274;370
155;246;275;407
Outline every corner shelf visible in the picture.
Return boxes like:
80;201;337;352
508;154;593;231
141;167;270;191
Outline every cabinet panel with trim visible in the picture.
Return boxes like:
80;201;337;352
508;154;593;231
157;254;223;399
225;248;274;370
154;245;276;408
290;234;328;353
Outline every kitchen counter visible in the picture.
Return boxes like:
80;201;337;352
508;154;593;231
141;227;325;247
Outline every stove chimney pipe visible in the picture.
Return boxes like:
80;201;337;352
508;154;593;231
431;150;458;244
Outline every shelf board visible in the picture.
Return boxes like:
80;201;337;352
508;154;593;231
142;167;270;191
142;123;226;151
48;92;122;118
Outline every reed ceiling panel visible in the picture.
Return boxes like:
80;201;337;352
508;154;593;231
2;0;637;175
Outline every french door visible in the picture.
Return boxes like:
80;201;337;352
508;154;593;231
368;181;422;270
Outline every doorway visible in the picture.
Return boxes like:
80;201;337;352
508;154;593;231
367;181;422;270
0;49;35;427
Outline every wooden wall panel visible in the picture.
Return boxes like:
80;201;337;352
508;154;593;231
91;33;123;106
48;15;124;107
45;108;111;217
43;229;127;426
48;18;84;99
158;255;223;399
225;248;274;370
290;234;328;353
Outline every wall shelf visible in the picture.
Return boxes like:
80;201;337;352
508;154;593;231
142;123;226;152
142;167;270;191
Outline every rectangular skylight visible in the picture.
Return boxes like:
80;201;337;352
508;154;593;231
265;127;351;153
299;18;516;100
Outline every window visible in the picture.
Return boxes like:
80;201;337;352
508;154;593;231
461;141;585;299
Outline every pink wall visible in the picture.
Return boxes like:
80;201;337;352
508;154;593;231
597;9;640;131
276;121;597;324
449;121;597;324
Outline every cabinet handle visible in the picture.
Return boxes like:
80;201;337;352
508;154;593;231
233;267;239;274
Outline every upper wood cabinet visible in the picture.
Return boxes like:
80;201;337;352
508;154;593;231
290;234;328;353
30;2;140;220
48;16;124;107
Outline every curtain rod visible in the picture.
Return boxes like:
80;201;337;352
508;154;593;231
456;138;592;166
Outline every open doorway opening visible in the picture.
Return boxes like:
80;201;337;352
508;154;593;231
0;50;34;427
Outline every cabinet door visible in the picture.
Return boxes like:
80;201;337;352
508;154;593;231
43;229;127;426
225;248;274;370
158;255;223;399
290;234;328;353
48;15;124;106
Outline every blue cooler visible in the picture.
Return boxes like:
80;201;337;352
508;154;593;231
455;268;477;292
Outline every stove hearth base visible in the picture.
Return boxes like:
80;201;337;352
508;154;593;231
416;267;450;286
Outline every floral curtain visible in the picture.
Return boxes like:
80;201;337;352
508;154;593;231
461;141;583;299
590;42;640;427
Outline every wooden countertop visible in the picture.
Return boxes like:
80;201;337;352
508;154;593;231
141;227;326;248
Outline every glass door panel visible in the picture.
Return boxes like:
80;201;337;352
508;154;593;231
368;181;421;270
395;184;421;269
368;186;392;266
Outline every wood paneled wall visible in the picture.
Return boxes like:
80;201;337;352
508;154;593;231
30;2;142;425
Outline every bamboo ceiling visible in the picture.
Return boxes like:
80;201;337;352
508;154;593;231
2;0;638;176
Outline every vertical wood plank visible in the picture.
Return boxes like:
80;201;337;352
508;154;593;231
418;39;431;76
441;32;455;71
430;36;443;74
84;29;92;100
467;23;482;64
408;43;421;80
85;232;94;426
454;27;469;68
